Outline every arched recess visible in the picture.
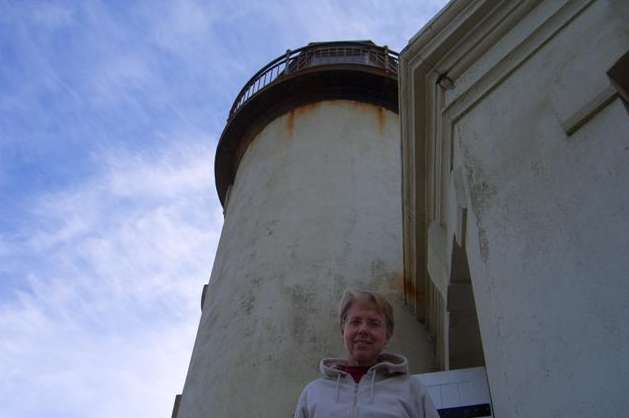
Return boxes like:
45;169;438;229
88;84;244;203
446;207;485;369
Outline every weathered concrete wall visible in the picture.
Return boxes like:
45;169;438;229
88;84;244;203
178;100;434;418
450;1;629;417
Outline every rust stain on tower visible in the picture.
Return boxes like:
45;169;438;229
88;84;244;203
377;106;386;135
286;102;321;138
286;109;295;137
344;101;388;136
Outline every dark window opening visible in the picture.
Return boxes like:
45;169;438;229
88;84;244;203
608;51;629;105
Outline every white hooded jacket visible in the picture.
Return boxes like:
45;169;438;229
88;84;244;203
293;353;439;418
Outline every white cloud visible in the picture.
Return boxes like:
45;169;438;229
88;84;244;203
148;0;217;53
0;138;223;418
105;144;212;199
89;54;156;103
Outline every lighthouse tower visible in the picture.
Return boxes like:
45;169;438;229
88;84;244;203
176;41;434;418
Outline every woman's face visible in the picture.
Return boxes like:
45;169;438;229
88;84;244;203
342;301;390;367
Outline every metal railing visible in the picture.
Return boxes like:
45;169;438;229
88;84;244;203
228;42;399;120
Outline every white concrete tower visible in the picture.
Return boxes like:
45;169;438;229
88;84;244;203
175;41;434;418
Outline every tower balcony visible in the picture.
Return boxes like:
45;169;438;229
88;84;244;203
215;41;400;207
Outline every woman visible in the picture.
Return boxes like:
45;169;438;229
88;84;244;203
293;289;439;418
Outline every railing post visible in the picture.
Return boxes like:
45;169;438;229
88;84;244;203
384;45;389;72
284;49;291;74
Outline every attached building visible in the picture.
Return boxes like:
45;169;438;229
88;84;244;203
399;0;629;417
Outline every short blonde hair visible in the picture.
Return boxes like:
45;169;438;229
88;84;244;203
338;289;394;338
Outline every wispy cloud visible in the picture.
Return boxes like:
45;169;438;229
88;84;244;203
0;139;222;418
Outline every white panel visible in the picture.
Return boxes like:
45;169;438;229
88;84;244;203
414;367;493;417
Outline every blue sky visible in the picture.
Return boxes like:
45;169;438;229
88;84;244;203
0;1;446;417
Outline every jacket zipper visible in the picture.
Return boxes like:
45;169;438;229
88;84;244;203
351;381;359;418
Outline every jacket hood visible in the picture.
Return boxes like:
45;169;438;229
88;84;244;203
319;352;409;379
